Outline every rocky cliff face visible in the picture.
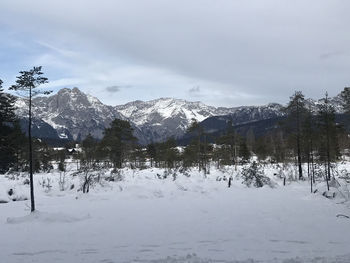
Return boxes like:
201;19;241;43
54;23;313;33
115;98;237;142
14;87;344;144
16;87;124;141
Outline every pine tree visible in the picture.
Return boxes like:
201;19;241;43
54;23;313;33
317;92;339;190
241;161;271;188
0;79;18;173
162;138;179;169
146;143;157;167
9;67;50;212
340;86;350;133
273;130;287;163
8;122;27;171
81;134;97;167
187;119;204;172
254;137;269;161
340;87;350;115
283;91;307;180
216;120;239;169
239;138;251;164
99;119;137;168
182;142;198;168
301;106;316;192
246;127;255;152
0;79;16;123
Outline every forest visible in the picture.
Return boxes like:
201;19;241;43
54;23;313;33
2;69;350;201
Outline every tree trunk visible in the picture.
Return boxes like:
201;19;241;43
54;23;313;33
310;141;315;192
307;152;310;179
203;134;207;175
198;131;201;172
325;162;330;191
327;137;331;181
29;86;35;212
296;101;303;180
310;139;315;184
234;145;237;171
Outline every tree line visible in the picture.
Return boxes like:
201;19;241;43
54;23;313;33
2;76;350;180
1;66;350;211
77;89;350;186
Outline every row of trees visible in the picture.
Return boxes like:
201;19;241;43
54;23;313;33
81;90;350;192
279;91;346;190
2;66;350;211
78;121;252;172
2;83;349;181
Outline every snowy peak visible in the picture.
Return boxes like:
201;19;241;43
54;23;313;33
115;97;218;126
15;87;123;141
52;87;105;112
113;97;237;142
14;87;345;144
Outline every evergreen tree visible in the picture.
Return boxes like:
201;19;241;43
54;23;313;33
254;137;269;161
317;92;339;189
340;86;350;133
162;138;179;169
246;127;255;152
283;91;307;179
241;161;271;188
239;138;251;164
146;143;157;167
0;79;19;173
182;142;198;168
40;143;53;172
99;119;137;168
216;120;239;169
9;67;50;212
0;79;16;123
7;122;27;171
152;138;179;169
132;145;147;169
301;106;316;192
272;130;287;163
340;87;350;115
58;158;66;172
81;134;97;167
187;119;204;171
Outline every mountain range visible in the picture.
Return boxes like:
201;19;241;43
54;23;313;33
13;87;344;145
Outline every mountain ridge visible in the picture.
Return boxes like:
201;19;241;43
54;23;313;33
13;87;344;145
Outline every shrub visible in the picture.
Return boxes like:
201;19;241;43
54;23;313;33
241;161;272;188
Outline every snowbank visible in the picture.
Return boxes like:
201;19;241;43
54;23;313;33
0;164;350;262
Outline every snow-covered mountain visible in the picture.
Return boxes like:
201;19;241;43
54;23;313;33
114;98;239;142
13;87;344;144
15;88;125;141
15;88;239;143
304;94;345;114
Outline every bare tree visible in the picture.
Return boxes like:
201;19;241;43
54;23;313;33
79;162;102;193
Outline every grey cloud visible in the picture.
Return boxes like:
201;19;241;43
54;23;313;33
1;0;350;106
319;51;345;60
106;85;121;93
106;85;132;93
189;86;200;94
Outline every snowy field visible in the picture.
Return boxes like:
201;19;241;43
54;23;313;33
1;164;350;263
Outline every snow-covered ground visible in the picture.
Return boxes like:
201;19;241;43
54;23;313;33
0;164;350;263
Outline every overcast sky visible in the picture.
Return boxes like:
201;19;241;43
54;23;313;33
0;0;349;107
